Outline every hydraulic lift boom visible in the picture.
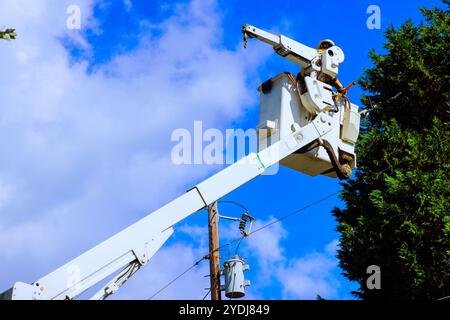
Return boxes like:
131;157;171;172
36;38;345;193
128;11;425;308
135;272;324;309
1;24;360;300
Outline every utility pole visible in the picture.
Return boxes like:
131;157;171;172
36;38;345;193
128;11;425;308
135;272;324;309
208;201;221;300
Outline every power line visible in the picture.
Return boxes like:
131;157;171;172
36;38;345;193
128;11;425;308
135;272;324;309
147;256;208;300
251;192;339;235
218;200;249;213
147;160;404;300
202;288;211;300
242;159;405;242
147;188;341;300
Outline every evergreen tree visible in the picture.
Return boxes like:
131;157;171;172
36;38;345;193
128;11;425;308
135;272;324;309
333;2;450;299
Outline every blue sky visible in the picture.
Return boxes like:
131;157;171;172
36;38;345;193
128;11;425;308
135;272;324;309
0;0;444;300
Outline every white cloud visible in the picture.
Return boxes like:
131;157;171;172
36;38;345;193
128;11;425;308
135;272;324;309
240;217;287;288
233;216;342;300
112;241;210;300
0;0;270;298
177;224;209;249
218;216;343;300
123;0;133;12
271;238;342;300
0;179;14;210
276;250;340;299
325;238;340;256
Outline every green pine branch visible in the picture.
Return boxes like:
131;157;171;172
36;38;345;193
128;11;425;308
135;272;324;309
0;28;17;41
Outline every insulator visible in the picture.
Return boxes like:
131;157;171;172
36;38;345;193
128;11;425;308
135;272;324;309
239;213;249;234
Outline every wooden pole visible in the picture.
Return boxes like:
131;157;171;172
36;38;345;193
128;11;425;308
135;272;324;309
208;201;221;300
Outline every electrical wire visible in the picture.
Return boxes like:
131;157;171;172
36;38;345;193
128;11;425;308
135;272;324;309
147;160;406;300
234;235;245;255
146;191;338;300
218;200;249;213
221;159;407;250
251;192;338;235
202;288;211;300
206;192;340;262
147;255;207;300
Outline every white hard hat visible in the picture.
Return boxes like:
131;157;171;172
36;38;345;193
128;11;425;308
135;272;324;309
317;39;335;50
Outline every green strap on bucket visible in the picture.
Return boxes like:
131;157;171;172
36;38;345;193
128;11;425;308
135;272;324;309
256;154;265;169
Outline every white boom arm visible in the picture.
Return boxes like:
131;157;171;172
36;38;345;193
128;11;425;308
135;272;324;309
1;117;333;300
242;24;318;69
243;24;345;79
1;24;358;300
